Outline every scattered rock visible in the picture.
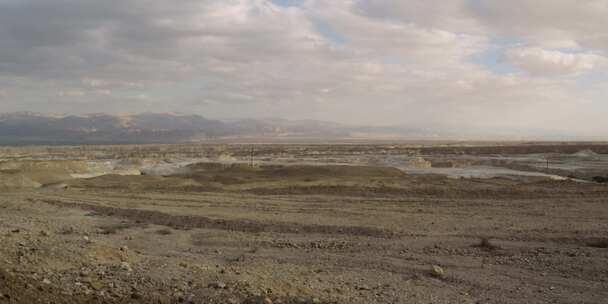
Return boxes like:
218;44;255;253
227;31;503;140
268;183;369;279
120;262;133;272
60;226;76;235
131;292;143;299
90;281;104;290
474;237;500;251
208;281;227;289
42;278;51;285
431;265;445;278
246;296;273;304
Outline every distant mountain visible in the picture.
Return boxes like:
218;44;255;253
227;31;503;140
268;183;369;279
0;112;593;145
0;112;232;144
0;112;401;144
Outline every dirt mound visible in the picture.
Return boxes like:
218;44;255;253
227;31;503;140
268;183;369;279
0;159;146;188
65;174;215;192
573;149;600;158
0;171;42;188
0;160;90;187
140;160;194;176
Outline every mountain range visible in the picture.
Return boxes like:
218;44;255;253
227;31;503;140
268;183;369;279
0;112;427;144
0;112;594;145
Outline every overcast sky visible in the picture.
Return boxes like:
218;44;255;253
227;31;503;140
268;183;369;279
0;0;607;134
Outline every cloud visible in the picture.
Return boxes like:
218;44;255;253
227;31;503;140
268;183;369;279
0;0;606;135
506;47;607;76
471;0;608;53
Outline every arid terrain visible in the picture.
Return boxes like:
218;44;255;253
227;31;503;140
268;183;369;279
1;143;608;304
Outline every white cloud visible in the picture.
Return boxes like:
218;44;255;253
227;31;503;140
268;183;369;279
471;0;608;53
506;47;607;76
0;0;606;134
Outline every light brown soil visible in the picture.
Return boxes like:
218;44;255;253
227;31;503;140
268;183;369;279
0;145;607;303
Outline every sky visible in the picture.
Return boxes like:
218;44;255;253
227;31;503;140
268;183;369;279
0;0;607;135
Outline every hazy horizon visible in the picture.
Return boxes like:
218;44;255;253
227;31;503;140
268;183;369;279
1;0;607;137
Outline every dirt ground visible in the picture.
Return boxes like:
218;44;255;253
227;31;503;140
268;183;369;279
1;144;607;303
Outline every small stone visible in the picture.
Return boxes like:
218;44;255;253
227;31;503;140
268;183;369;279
263;297;273;304
131;292;143;299
90;281;104;290
40;230;50;237
120;246;128;252
208;282;227;289
294;298;307;304
311;298;321;304
42;278;51;285
227;299;238;304
120;262;133;272
431;265;445;278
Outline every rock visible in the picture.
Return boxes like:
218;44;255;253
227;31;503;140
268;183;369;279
227;299;238;304
208;282;227;289
131;292;143;299
311;298;321;304
60;226;75;235
294;298;307;304
11;229;20;233
90;281;104;290
245;296;273;304
42;278;51;285
431;265;445;278
39;230;50;237
120;246;129;252
120;262;133;272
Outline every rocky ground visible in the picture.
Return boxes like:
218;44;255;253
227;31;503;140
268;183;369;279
0;144;607;303
1;178;607;303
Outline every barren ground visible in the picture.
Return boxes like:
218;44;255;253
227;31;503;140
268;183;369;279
1;143;607;304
